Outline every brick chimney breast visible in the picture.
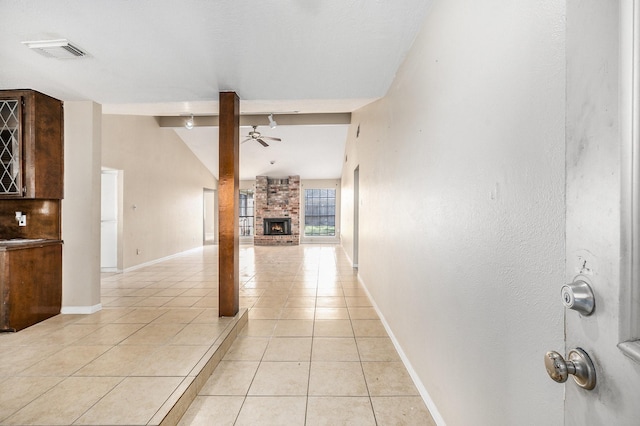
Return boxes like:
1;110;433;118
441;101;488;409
254;175;300;245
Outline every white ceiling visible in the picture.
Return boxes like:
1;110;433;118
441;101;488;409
0;0;432;180
176;124;350;180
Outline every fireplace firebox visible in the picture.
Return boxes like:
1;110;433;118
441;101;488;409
263;218;291;235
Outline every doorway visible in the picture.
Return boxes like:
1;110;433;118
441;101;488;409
100;170;119;271
353;165;360;268
203;188;216;245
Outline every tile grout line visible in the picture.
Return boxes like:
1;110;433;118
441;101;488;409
157;309;247;425
303;269;319;426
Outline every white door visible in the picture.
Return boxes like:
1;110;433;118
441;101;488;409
203;189;216;245
100;171;118;270
353;166;359;268
560;1;640;424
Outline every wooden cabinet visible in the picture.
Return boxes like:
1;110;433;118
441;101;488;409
0;241;62;331
0;90;63;199
0;88;63;332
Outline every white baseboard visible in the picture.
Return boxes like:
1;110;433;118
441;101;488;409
300;237;341;244
123;246;203;273
341;246;356;268
61;303;102;315
356;273;447;426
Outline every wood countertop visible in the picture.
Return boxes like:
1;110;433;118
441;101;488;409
0;239;63;251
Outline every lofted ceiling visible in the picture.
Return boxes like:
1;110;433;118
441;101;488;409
0;0;432;180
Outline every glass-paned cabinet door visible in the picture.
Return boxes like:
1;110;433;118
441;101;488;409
0;98;21;195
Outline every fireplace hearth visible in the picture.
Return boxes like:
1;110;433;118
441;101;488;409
264;218;291;235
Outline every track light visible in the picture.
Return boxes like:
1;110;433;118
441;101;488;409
185;114;194;130
268;114;277;129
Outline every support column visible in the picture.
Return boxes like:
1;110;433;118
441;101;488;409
218;92;240;316
62;101;102;314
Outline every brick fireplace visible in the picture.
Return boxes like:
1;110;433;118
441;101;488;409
254;175;300;245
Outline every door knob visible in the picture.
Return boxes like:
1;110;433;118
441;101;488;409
561;280;595;315
544;348;596;390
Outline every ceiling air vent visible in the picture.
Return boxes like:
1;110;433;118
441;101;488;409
22;39;87;59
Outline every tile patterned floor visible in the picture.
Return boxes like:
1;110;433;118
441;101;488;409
178;245;436;425
0;244;436;425
0;246;246;425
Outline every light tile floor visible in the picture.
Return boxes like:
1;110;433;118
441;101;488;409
0;245;245;425
0;244;436;425
178;244;436;425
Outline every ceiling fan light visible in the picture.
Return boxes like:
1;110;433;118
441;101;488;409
185;115;194;130
268;114;277;129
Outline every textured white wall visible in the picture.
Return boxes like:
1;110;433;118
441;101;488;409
102;115;217;269
341;1;566;424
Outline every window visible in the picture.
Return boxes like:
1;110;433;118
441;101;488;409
304;188;336;236
239;191;254;236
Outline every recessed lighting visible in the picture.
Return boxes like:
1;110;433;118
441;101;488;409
22;39;87;59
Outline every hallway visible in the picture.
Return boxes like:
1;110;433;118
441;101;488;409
0;244;435;425
180;244;435;425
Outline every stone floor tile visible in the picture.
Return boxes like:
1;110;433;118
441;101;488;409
371;396;438;425
306;396;376;426
235;396;307;426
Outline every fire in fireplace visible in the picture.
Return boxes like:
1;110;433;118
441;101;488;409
263;218;291;235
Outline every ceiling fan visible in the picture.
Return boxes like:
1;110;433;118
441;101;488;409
242;125;281;147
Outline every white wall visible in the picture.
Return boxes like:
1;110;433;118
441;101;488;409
340;1;566;424
240;180;256;192
62;101;102;313
102;115;217;269
203;188;217;245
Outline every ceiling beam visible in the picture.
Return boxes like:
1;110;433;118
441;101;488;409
157;113;351;128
